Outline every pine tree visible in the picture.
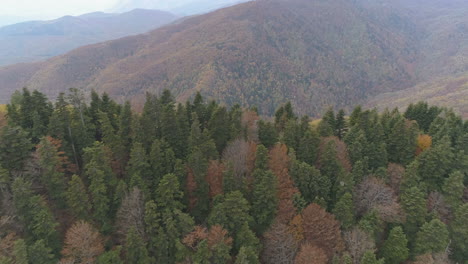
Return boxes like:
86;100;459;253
208;191;253;237
361;251;384;264
450;203;468;262
28;240;55;264
335;109;347;139
13;239;28;264
332;192;354;229
291;160;330;204
401;187;426;236
442;170;464;209
258;120;278;149
36;136;67;206
125;228;151;264
414;219;449;255
66;175;90;219
234;222;260;253
96;247;124;264
235;246;260;264
417;136;454;190
380;226;409;264
251;169;277;234
297;129;320;166
0;126;32;172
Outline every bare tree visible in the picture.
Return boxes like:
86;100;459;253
343;227;375;264
354;177;404;222
61;221;104;264
222;139;256;187
427;192;452;224
262;222;298;264
387;163;405;194
116;187;145;242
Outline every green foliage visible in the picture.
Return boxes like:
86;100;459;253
208;191;253;237
96;247;124;264
125;228;151;264
414;219;449;255
450;204;468;262
0;126;32;172
332;192;354;229
251;169;277;234
258;120;278;149
401;187;427;236
290;160;330;203
235;246;260;264
361;250;384;264
66;175;90;219
379;226;409;264
27;240;55;264
13;239;28;264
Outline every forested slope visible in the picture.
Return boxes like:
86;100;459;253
0;0;419;115
0;89;467;263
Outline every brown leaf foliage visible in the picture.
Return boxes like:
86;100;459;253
427;192;452;224
0;232;17;258
61;221;104;264
268;144;299;224
294;242;328;264
207;225;233;249
206;160;225;199
242;110;260;142
301;203;344;259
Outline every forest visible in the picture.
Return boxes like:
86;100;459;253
0;88;467;264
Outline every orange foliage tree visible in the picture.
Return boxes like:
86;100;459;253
206;160;225;199
268;144;299;224
301;203;344;259
61;221;104;264
416;134;432;155
294;242;328;264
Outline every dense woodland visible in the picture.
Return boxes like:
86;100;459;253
0;88;467;264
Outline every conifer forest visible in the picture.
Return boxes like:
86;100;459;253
0;88;467;264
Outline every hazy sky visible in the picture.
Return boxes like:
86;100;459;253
1;0;120;18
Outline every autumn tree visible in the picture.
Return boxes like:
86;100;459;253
294;243;328;264
343;227;375;264
261;222;298;264
301;203;344;259
61;221;104;264
116;187;145;242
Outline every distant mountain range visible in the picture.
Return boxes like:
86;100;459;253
112;0;249;15
0;9;177;66
0;0;467;117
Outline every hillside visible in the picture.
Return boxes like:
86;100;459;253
366;73;468;118
0;0;418;116
0;9;178;66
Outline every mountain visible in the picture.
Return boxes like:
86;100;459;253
0;9;178;66
0;0;420;115
366;74;468;118
112;0;249;15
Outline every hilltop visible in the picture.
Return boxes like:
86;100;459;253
0;0;419;115
0;9;178;66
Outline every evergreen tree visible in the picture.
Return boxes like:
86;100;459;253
13;239;28;264
380;226;409;264
442;170;465;209
235;246;259;264
235;222;260;253
361;251;384;264
335;109;347;139
66;175;91;219
417;136;454;190
290;160;330;203
0;126;32;172
401;187;426;236
297;129;320;166
414;219;449;255
208;106;231;153
28;240;55;264
258;120;278;149
251;169;277;234
96;247;124;264
332;192;354;229
36;136;67;206
450;203;468;262
125;228;151;264
208;191;253;237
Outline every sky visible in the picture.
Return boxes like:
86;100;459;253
0;0;245;26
